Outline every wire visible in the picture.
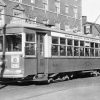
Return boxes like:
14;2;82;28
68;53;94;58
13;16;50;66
94;14;100;23
0;13;46;26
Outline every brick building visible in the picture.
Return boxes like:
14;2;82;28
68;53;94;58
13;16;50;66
0;0;82;32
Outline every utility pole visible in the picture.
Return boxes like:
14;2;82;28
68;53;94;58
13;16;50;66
0;24;6;78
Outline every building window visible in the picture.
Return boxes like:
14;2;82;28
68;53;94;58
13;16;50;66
65;25;70;31
12;9;24;23
43;0;48;11
65;6;69;13
73;7;78;19
26;17;37;24
84;25;92;34
10;0;22;3
55;0;60;14
0;8;3;20
31;0;35;4
13;9;23;18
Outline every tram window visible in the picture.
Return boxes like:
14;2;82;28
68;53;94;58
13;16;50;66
6;34;22;52
95;43;98;48
67;39;72;45
25;43;35;55
52;45;58;56
80;47;84;56
60;46;66;56
0;36;3;52
74;47;79;56
25;33;36;56
52;37;58;44
74;40;78;46
67;46;73;56
90;48;94;56
80;41;84;46
52;37;59;56
74;40;79;56
90;42;94;48
26;34;35;42
95;49;99;57
85;48;89;56
60;38;66;45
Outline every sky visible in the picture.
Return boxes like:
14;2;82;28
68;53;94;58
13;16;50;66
82;0;100;24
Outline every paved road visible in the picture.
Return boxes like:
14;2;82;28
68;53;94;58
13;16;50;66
0;76;100;100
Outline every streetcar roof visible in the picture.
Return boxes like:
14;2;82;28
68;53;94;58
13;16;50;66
0;23;100;40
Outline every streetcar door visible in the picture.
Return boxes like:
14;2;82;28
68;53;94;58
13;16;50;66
37;33;45;74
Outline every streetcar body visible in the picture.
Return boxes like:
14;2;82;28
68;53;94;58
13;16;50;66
0;23;100;82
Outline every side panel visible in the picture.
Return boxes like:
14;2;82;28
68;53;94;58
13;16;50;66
0;54;24;78
48;58;100;73
24;58;37;76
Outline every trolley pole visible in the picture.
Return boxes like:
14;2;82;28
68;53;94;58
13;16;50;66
0;24;6;78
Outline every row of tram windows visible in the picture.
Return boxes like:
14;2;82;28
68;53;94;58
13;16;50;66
51;37;100;57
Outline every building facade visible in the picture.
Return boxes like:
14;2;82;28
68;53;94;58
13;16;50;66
0;0;82;32
82;16;100;37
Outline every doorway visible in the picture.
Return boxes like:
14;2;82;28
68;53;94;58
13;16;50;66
37;33;45;74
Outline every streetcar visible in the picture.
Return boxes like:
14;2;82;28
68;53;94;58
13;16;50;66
0;22;100;83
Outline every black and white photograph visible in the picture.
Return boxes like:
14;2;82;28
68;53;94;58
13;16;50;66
0;0;100;100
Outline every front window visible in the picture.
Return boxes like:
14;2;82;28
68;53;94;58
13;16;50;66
0;34;22;52
6;34;22;52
